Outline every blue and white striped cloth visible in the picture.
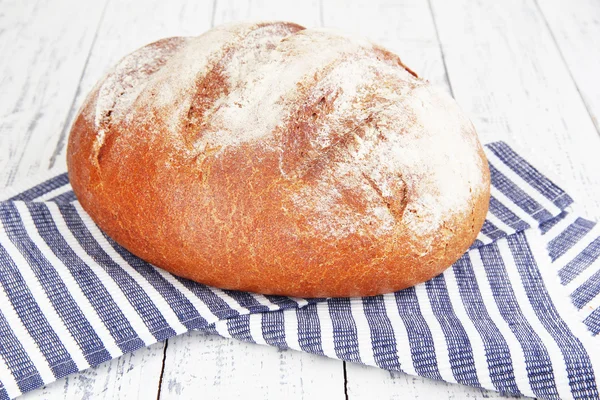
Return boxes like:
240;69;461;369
0;141;599;399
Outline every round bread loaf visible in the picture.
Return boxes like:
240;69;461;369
67;21;490;297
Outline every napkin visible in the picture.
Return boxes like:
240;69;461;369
0;142;598;400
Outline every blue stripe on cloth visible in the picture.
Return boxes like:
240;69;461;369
508;233;599;399
265;295;309;310
296;305;325;356
583;309;600;336
559;236;600;286
0;310;44;393
488;164;554;224
425;275;480;387
453;254;520;394
7;174;69;202
489;196;530;231
470;239;484;249
539;210;569;235
548;218;595;261
394;287;443;381
49;191;76;204
261;312;287;348
102;234;208;331
327;298;361;363
173;277;239;320
226;314;253;342
9;203;112;367
479;220;507;242
58;204;176;341
361;296;401;370
0;211;78;380
571;271;600;310
487;142;573;210
222;291;271;313
199;324;219;336
478;243;558;399
0;386;8;400
31;203;145;353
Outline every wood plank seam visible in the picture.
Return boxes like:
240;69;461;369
48;0;112;169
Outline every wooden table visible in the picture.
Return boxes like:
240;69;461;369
2;0;599;398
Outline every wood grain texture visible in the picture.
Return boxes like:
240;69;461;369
50;0;216;167
3;0;599;398
345;363;528;399
17;343;165;400
536;0;600;133
160;330;344;400
429;0;600;217
0;0;106;188
213;0;321;27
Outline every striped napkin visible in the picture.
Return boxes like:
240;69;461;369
0;141;599;400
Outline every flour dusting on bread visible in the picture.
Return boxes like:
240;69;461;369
71;22;490;297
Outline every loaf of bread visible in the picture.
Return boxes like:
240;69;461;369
67;21;490;297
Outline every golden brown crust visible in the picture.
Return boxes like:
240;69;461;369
67;22;490;297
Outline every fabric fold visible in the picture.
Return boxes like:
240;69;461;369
0;142;598;400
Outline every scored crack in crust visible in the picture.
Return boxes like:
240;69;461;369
67;21;491;297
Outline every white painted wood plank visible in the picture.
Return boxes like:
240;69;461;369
429;0;600;217
213;0;321;28
159;330;345;400
322;0;450;92
50;0;216;166
536;0;600;133
345;363;530;399
14;0;214;399
17;342;166;400
0;0;106;188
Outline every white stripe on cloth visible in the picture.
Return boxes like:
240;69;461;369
0;268;55;384
443;267;495;390
526;230;600;391
73;203;188;336
498;240;573;400
558;225;600;291
213;320;231;338
381;293;417;376
413;283;456;384
486;212;516;235
47;203;156;346
0;216;89;371
544;211;578;241
283;308;302;351
477;231;492;245
33;184;72;202
349;297;376;366
18;204;122;358
469;250;534;396
248;313;267;345
252;294;280;311
485;151;562;216
490;187;538;228
209;287;251;314
315;302;337;358
579;291;600;321
289;297;309;307
0;346;22;399
153;268;221;324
